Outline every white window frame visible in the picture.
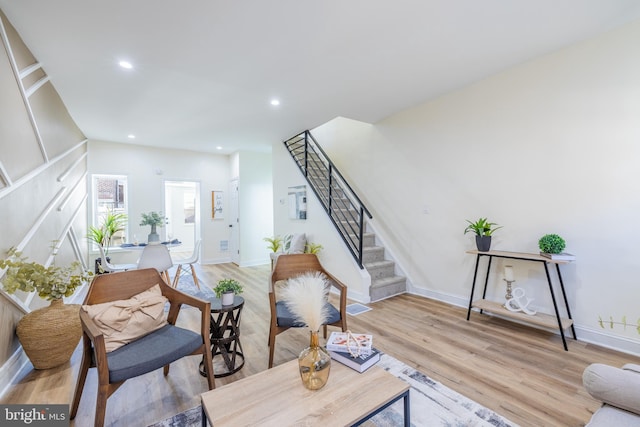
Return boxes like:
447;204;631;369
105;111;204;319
91;174;129;243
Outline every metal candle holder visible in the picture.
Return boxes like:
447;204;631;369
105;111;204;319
504;278;515;300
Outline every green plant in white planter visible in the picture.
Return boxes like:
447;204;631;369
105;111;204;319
213;278;243;306
464;217;502;252
140;211;167;243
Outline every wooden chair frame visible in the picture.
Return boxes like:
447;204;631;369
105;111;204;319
268;254;348;368
70;268;215;427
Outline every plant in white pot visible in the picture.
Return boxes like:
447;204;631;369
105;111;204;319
0;247;93;369
140;211;167;243
464;217;502;252
214;278;243;306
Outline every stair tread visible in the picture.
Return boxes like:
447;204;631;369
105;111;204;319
364;260;395;268
371;275;406;287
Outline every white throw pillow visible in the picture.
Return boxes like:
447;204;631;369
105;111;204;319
288;233;306;254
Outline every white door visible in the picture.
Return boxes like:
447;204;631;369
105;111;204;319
163;180;199;254
229;179;240;264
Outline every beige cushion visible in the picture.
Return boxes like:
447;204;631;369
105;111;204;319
82;284;168;352
583;363;640;416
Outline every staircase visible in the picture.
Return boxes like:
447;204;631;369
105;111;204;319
361;231;407;301
284;131;406;302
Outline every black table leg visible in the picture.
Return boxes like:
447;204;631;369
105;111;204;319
466;254;481;320
543;262;568;351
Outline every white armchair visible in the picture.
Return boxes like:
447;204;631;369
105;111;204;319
582;363;640;426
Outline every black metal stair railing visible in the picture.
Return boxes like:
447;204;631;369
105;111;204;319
284;130;372;268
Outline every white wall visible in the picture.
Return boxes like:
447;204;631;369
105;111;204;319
87;140;232;265
280;20;640;354
238;151;274;266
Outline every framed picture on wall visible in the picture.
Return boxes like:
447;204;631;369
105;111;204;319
288;185;307;220
212;191;224;219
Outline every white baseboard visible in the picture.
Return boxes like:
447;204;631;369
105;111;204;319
346;289;370;304
238;259;270;268
574;325;640;357
0;347;29;400
408;287;640;358
201;256;232;265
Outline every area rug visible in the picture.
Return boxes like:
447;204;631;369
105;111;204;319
148;353;517;427
173;271;215;300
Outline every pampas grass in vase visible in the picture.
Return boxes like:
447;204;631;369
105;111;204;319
281;272;332;390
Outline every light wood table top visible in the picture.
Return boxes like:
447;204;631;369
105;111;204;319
201;358;409;426
465;249;572;264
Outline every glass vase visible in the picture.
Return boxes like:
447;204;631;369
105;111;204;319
298;330;331;390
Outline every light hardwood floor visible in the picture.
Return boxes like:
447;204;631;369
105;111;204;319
1;262;638;426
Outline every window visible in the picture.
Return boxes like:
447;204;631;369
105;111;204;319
92;174;128;241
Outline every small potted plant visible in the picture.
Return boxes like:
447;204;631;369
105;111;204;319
464;217;502;252
538;234;574;260
140;211;167;243
538;233;565;254
214;278;243;306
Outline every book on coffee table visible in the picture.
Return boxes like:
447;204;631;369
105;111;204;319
329;347;381;373
326;331;373;356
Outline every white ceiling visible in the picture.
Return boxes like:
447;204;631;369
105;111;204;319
2;1;640;154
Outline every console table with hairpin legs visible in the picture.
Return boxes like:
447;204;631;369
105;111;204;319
465;250;577;351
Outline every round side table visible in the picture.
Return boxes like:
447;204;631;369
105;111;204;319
200;295;245;378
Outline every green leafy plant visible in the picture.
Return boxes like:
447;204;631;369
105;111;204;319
464;218;502;236
87;210;128;255
0;247;93;301
140;211;167;227
305;242;323;254
598;315;640;334
213;278;243;298
538;234;566;254
263;236;283;252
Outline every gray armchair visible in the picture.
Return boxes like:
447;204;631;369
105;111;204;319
70;268;215;427
582;363;640;426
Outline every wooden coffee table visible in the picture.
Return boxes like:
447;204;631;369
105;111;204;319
201;358;410;426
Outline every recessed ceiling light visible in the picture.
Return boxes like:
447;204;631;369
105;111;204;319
127;134;135;139
216;146;223;150
270;99;280;106
119;60;133;69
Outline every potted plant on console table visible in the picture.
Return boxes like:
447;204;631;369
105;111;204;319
464;217;502;252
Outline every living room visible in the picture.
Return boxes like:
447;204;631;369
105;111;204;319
1;2;640;426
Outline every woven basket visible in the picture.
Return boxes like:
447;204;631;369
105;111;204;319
16;299;82;370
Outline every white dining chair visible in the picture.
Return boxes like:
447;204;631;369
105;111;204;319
172;239;201;288
96;244;137;273
137;244;174;285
